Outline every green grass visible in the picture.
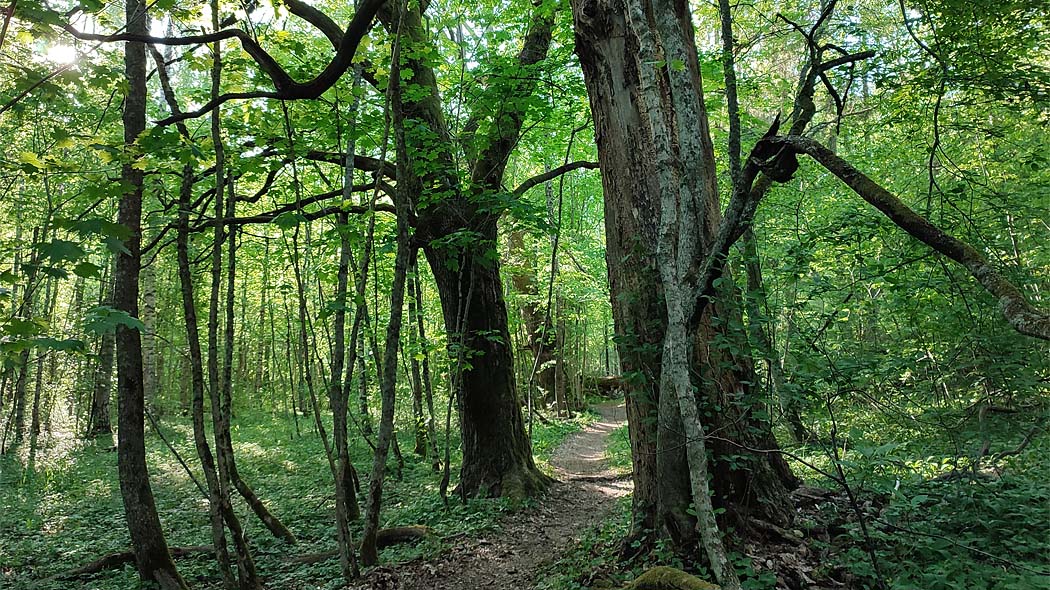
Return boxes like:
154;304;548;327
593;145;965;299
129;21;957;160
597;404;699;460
0;407;588;590
605;423;632;477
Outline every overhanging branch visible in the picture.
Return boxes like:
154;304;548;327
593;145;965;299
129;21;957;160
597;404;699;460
771;135;1050;341
64;0;384;125
513;161;599;196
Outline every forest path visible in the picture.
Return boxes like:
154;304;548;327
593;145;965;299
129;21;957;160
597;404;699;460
364;401;631;589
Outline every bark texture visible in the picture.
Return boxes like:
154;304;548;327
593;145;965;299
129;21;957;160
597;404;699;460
114;2;187;587
570;0;798;561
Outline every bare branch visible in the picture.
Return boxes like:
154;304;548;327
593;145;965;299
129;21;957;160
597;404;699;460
512;161;598;196
818;49;877;72
64;0;384;125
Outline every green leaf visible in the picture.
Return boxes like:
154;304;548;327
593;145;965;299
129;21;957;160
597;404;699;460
83;305;146;335
104;235;131;255
73;261;101;278
31;337;86;353
273;212;308;229
37;239;85;264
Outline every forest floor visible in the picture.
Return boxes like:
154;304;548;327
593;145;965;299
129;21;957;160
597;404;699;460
353;401;632;590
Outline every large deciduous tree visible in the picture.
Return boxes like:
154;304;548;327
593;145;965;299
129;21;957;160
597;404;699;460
374;0;557;499
570;0;1048;578
569;0;799;560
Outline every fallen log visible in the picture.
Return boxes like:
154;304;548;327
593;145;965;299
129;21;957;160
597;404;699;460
285;525;434;565
583;375;625;397
53;526;433;580
52;546;213;580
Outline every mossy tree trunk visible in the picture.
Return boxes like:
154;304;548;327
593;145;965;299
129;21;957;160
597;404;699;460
570;0;798;562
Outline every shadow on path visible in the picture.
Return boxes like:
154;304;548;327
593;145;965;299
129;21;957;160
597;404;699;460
363;401;632;590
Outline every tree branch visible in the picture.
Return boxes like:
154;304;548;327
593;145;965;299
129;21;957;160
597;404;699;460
64;0;384;125
771;135;1050;341
304;150;397;180
189;184;395;230
512;160;598;196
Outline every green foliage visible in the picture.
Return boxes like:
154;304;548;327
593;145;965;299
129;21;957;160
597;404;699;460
82;305;146;335
605;423;633;476
842;469;1050;589
0;407;588;588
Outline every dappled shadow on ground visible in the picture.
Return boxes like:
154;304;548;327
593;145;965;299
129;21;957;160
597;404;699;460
356;402;632;590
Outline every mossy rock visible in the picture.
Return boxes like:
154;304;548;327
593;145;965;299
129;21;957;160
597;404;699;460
620;566;720;590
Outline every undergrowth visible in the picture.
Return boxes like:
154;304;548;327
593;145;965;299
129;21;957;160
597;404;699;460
541;395;1049;590
0;407;586;589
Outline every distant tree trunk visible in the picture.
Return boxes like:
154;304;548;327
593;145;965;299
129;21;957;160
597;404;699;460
11;228;40;446
178;354;190;416
412;257;441;470
141;244;159;415
742;231;808;442
508;230;556;401
555;299;569;416
255;240;270;401
87;270;115;438
407;253;428;457
114;1;187;586
357;334;372;437
67;274;87;422
30;275;58;437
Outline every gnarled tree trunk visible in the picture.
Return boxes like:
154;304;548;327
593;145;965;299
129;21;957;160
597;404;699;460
378;0;556;499
570;1;798;560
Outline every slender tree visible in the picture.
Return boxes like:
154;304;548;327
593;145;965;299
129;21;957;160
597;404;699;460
112;1;187;586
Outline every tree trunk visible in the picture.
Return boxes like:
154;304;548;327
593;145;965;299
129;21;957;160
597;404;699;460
507;230;556;400
742;230;808;442
141;241;160;415
424;241;551;499
10;228;40;446
570;1;798;559
360;54;414;560
30;275;58;437
357;334;372;438
87;271;115;438
406;254;428;457
114;1;187;586
173;152;238;590
379;0;555;499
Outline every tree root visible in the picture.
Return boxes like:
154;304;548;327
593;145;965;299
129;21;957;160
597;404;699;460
51;546;213;580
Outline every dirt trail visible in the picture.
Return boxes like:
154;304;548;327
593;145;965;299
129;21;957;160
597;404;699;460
362;402;631;589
